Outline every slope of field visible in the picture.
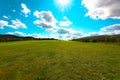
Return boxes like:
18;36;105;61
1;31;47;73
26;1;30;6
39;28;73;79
0;40;120;80
72;35;120;42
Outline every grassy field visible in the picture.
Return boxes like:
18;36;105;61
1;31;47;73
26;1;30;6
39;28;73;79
0;40;120;80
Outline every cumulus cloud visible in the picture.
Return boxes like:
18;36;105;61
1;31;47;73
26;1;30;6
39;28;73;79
88;31;120;37
58;28;82;35
7;25;18;29
82;0;120;19
98;24;120;35
87;24;120;36
34;11;57;25
33;11;82;39
0;19;27;29
25;33;51;38
50;34;59;39
115;30;120;34
25;34;42;38
59;21;72;27
7;31;24;35
99;31;118;35
57;28;70;34
0;20;8;29
34;11;57;31
57;28;83;39
11;19;27;29
59;16;72;27
89;32;99;36
73;31;83;36
21;3;31;17
34;20;53;28
101;24;120;31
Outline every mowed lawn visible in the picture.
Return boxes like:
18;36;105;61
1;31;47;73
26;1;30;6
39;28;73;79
0;40;120;80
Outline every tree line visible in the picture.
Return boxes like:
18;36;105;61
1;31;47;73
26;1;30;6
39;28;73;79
0;34;57;42
72;35;120;42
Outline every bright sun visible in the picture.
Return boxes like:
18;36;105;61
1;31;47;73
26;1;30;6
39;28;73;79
55;0;72;12
58;0;69;6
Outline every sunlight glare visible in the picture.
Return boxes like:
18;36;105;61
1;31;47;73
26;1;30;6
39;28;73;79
58;0;69;6
55;0;72;12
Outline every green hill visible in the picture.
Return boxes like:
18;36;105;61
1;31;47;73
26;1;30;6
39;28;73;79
0;34;57;42
72;35;120;42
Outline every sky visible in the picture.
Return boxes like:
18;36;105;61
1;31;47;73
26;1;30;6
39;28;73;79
0;0;120;39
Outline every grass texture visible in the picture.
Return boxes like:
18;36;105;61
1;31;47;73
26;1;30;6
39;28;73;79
0;40;120;80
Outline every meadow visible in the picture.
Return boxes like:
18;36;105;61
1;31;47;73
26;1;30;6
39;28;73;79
0;40;120;80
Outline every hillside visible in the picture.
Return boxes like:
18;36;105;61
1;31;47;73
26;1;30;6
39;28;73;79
0;34;57;42
72;35;120;42
1;34;120;42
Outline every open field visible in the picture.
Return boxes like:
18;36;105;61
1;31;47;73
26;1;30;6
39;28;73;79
0;40;120;80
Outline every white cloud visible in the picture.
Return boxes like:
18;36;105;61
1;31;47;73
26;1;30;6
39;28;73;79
82;0;120;19
34;11;57;31
73;31;83;36
86;30;120;38
63;16;68;20
6;32;46;38
59;16;72;27
59;28;82;35
34;11;57;25
99;31;117;35
101;24;120;31
99;24;120;35
50;34;59;39
7;25;18;29
3;16;8;19
25;34;42;38
89;32;99;36
84;31;111;37
87;24;120;36
21;3;31;17
59;21;72;27
57;28;70;34
34;20;53;28
0;19;27;29
7;31;24;35
11;19;27;29
25;33;51;38
115;30;120;34
57;28;83;39
33;11;82;40
0;20;8;29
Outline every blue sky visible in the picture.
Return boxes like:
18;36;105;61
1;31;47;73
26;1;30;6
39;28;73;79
0;0;120;39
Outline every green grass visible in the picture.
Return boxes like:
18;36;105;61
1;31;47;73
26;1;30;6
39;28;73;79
0;40;120;80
